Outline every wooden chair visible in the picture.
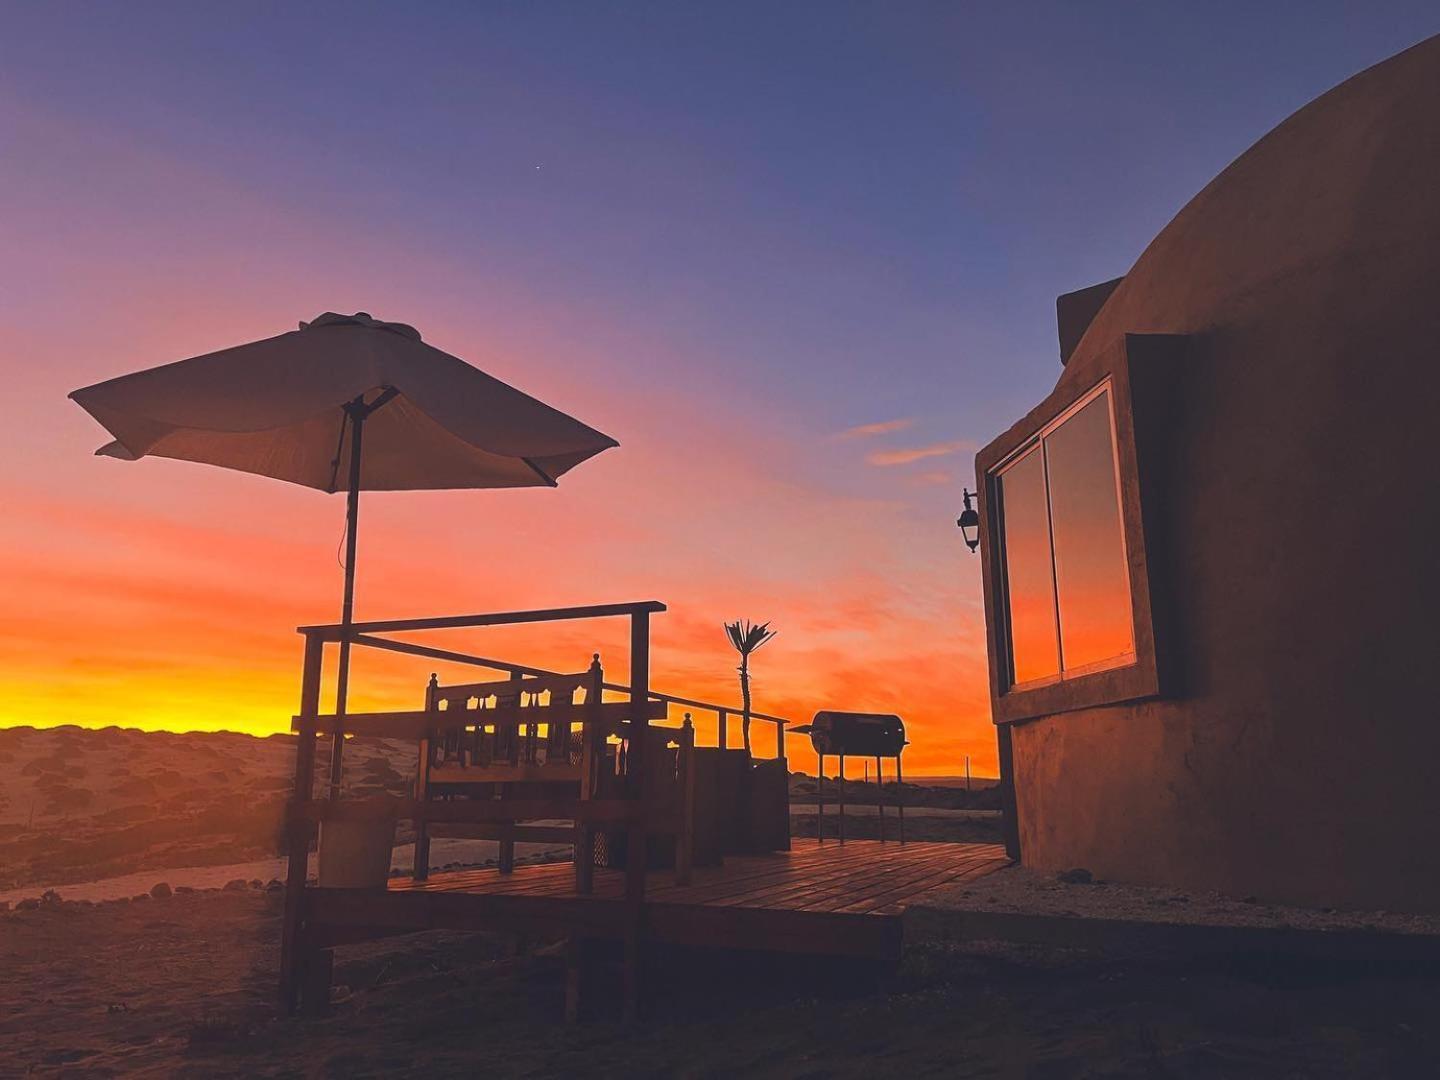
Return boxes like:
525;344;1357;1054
411;656;695;889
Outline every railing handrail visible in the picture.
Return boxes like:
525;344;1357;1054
297;600;667;639
346;630;793;729
637;687;790;728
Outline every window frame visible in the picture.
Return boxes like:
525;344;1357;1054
977;339;1161;724
994;379;1136;689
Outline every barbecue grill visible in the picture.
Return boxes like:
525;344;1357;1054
794;712;906;757
790;711;907;843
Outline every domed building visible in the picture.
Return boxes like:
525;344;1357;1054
974;35;1440;912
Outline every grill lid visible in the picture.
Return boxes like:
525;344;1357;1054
791;711;907;756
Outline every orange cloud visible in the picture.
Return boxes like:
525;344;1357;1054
835;418;914;440
866;439;977;467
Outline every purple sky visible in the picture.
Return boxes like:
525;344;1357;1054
2;4;1436;769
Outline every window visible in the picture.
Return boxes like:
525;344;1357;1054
978;335;1174;723
994;382;1133;688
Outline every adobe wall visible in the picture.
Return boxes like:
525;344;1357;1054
1000;36;1440;911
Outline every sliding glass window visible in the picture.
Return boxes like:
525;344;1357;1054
994;382;1134;688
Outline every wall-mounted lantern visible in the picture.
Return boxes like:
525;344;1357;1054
956;488;980;553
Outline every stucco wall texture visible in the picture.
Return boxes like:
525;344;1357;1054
1003;35;1440;911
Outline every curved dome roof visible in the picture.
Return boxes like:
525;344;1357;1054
1065;33;1440;380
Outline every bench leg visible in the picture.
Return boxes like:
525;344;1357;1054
499;824;515;874
298;944;334;1017
565;935;597;1023
622;925;641;1024
413;820;432;881
575;826;594;894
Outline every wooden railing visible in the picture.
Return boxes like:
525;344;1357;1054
279;600;793;1019
345;631;792;761
282;601;665;1017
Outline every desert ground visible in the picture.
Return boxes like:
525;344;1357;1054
4;726;1438;1077
7;886;1440;1078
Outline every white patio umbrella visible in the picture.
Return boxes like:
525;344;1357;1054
69;311;618;793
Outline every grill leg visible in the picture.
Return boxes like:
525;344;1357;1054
815;753;823;843
876;755;885;842
896;753;905;844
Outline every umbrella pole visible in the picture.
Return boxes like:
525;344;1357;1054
328;401;365;800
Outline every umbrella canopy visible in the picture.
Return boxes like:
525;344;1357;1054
69;311;617;490
69;311;618;799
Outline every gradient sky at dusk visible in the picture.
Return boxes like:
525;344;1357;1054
3;3;1436;773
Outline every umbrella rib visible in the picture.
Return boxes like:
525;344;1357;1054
362;385;400;416
326;409;351;495
522;457;559;488
326;387;397;494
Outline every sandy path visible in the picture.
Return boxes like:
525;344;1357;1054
917;863;1440;936
0;837;571;907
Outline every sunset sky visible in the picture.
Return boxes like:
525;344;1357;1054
2;4;1435;774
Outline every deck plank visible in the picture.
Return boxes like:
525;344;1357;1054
816;856;1009;914
389;839;1005;913
802;848;1006;908
645;853;891;906
360;839;1009;958
702;846;970;909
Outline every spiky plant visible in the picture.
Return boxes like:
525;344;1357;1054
723;619;777;753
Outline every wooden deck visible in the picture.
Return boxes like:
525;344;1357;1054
304;839;1009;960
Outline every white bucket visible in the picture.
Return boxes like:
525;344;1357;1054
318;815;396;889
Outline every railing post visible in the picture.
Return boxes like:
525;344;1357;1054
676;713;694;885
623;608;650;1023
413;673;437;881
575;653;603;896
718;708;727;750
280;631;324;1012
498;670;523;875
775;719;791;851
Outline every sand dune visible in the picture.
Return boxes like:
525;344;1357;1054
0;725;415;892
